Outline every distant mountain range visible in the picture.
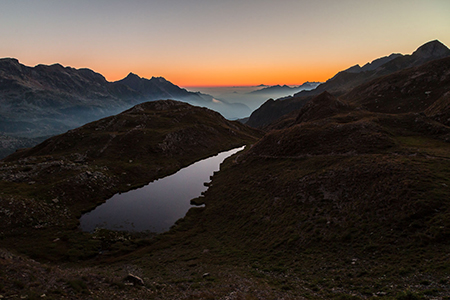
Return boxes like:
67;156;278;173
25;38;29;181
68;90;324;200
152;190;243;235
249;82;321;96
0;59;251;139
247;40;450;128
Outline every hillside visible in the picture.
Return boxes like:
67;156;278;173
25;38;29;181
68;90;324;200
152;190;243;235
246;40;450;129
341;57;450;114
167;59;450;298
0;133;47;159
0;100;261;258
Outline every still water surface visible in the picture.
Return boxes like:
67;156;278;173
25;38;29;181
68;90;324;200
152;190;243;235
80;146;244;233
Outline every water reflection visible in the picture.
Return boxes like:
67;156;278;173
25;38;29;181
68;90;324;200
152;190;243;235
80;146;244;233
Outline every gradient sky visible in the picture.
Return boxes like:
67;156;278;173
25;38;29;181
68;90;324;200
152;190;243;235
1;0;449;86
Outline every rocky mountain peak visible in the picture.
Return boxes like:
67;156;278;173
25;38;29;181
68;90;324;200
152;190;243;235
0;58;24;75
360;53;403;72
121;72;142;83
34;63;66;73
343;64;362;73
114;72;148;93
412;39;450;60
125;72;141;79
0;57;20;65
150;76;169;83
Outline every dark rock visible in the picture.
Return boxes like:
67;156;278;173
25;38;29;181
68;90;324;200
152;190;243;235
124;274;145;286
190;197;206;206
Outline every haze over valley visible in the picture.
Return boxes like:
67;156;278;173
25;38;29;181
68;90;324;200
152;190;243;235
185;82;321;112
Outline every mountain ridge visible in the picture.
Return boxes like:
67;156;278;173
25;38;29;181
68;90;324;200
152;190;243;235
0;59;250;141
246;40;450;128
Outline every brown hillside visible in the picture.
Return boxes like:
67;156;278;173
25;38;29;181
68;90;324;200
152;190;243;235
294;91;353;124
341;57;450;114
425;91;450;126
0;100;262;242
250;114;395;157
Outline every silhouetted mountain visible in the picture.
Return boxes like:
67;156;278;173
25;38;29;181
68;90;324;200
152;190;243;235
246;40;450;128
0;59;250;139
262;56;450;131
0;58;140;137
250;84;294;94
345;53;403;73
115;73;205;103
409;39;450;64
115;73;252;119
249;82;320;96
245;96;313;128
295;40;450;98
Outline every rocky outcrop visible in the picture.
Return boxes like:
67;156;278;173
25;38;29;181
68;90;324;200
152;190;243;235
124;274;145;286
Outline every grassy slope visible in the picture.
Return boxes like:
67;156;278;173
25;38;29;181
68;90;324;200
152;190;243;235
155;111;450;299
52;107;449;299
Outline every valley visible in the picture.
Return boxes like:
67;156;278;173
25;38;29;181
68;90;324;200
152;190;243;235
1;40;450;299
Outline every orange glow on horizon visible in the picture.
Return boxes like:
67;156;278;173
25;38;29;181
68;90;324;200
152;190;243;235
2;1;448;92
15;56;343;88
100;64;342;88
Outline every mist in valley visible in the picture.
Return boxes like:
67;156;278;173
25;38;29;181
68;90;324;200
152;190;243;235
186;83;321;114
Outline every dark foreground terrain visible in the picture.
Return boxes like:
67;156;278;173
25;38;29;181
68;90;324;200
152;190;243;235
1;59;450;299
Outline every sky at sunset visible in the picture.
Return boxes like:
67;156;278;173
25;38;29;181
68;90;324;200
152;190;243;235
1;0;449;86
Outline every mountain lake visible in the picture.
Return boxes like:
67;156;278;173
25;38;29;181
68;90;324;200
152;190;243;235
80;146;245;233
